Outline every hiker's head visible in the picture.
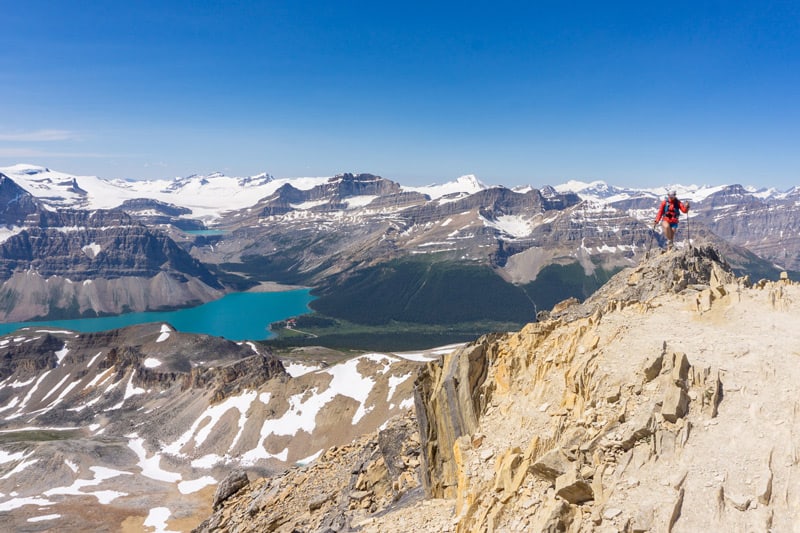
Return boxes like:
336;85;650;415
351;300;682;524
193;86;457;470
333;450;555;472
668;190;677;199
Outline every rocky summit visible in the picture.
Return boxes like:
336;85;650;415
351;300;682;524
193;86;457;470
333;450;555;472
199;246;800;532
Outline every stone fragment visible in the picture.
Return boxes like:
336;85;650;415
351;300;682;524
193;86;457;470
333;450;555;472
308;494;329;512
510;458;531;494
643;352;664;382
213;469;249;509
530;449;569;482
711;285;726;299
724;490;750;511
655;429;677;459
349;490;372;501
536;500;571;532
606;386;621;403
415;341;490;498
662;385;690;423
617;409;655;450
559;427;589;460
671;352;690;383
555;468;594;504
704;373;723;418
493;449;522;493
552;297;579;315
780;271;789;281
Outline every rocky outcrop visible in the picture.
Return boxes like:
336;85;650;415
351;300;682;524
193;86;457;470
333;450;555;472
388;245;799;532
203;245;798;533
213;470;250;509
193;412;422;533
0;333;63;380
414;340;496;498
551;244;735;322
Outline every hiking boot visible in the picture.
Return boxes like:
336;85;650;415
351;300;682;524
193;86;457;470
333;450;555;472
667;240;674;251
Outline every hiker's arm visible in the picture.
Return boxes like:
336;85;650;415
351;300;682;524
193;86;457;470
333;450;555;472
681;201;690;213
654;201;664;224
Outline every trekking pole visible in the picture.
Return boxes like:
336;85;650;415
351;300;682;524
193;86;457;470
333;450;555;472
686;203;691;249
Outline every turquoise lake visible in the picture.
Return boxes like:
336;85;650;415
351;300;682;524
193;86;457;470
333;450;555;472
0;289;314;341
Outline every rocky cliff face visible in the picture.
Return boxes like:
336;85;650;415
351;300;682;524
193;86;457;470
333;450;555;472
256;173;403;217
200;246;800;532
0;209;225;320
0;174;40;225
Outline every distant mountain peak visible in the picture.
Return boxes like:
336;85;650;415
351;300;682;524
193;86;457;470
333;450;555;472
402;174;486;200
455;174;485;188
4;163;53;176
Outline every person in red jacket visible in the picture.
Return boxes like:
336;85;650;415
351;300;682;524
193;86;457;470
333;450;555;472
654;190;690;250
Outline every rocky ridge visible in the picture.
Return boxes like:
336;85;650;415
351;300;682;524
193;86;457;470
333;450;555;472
201;246;800;531
0;324;427;531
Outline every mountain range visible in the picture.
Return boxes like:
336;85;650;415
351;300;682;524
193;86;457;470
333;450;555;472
0;164;793;333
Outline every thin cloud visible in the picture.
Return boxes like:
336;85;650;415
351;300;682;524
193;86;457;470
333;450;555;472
0;129;81;142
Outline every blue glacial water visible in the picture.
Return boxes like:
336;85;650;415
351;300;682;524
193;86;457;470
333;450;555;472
0;289;314;341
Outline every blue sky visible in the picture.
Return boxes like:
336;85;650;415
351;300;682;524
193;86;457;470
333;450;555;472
1;1;799;189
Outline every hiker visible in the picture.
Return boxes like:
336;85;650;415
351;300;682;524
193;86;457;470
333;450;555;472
653;190;689;250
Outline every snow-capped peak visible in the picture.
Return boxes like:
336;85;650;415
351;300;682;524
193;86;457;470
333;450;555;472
0;163;56;177
402;174;486;200
554;179;610;194
0;165;295;221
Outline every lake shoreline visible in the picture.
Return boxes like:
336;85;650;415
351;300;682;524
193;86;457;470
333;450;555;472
246;281;310;293
0;289;315;341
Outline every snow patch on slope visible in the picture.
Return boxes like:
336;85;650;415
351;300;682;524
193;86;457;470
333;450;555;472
404;174;486;200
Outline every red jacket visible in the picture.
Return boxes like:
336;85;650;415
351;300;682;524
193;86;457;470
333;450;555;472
654;198;689;224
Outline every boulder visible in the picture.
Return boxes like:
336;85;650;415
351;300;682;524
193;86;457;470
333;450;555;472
213;469;249;509
555;468;594;504
530;448;570;482
662;385;690;423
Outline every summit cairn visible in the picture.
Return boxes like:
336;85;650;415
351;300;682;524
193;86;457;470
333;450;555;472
197;246;800;532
